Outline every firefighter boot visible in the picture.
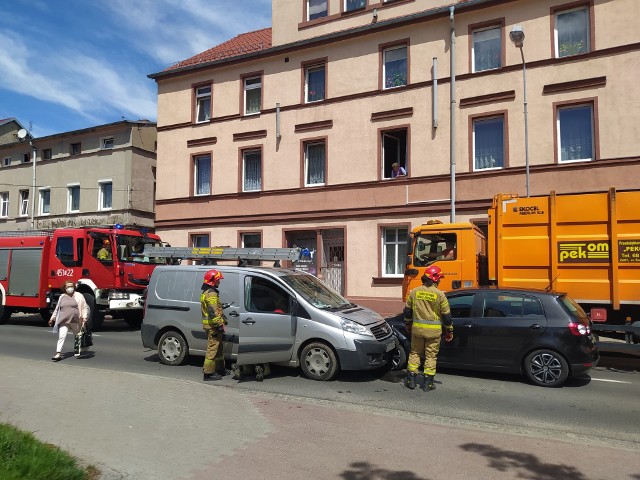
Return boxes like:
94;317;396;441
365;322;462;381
423;374;436;391
405;371;416;390
203;372;222;381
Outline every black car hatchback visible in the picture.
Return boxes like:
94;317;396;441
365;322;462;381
388;287;599;387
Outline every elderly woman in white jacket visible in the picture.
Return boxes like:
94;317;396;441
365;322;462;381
48;281;90;361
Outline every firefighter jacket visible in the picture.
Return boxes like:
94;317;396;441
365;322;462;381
201;287;224;328
405;284;453;331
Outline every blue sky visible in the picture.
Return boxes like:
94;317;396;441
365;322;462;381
0;0;271;138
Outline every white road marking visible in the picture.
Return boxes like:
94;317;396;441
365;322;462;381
591;378;632;384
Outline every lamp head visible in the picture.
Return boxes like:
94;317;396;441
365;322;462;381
510;25;525;47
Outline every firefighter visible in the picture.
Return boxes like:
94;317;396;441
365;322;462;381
404;265;454;391
96;239;112;261
201;269;227;381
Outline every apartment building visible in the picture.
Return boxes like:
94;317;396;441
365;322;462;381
149;0;640;314
0;119;157;231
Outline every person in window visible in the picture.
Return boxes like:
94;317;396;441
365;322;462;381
391;162;406;178
421;238;456;262
96;239;112;261
129;243;145;262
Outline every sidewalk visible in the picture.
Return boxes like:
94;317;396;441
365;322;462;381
1;355;639;480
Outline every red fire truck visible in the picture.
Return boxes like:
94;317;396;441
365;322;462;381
0;225;165;330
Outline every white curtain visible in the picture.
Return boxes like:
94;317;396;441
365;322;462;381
474;117;504;170
473;27;501;71
559;106;592;161
102;183;112;208
557;9;588;57
196;156;211;195
384;47;407;88
308;0;327;20
306;143;325;185
244;151;262;191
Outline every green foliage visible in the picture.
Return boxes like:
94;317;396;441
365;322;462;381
0;424;87;480
559;40;585;57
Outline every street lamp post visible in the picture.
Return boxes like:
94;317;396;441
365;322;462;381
510;25;530;197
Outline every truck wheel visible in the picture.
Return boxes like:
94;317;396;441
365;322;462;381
524;349;569;388
0;301;11;324
82;293;104;332
39;308;50;324
300;342;339;381
123;311;143;329
158;330;188;366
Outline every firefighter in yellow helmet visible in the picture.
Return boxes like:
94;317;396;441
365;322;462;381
96;238;112;261
404;265;454;391
201;269;227;381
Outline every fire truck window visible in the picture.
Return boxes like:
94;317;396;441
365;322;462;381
91;235;112;262
0;250;8;280
76;238;84;264
56;236;76;267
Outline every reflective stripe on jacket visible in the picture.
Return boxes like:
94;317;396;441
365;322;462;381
201;287;223;328
405;284;451;330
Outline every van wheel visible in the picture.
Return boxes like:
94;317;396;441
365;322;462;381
158;331;187;366
300;342;339;381
524;349;569;388
389;345;408;371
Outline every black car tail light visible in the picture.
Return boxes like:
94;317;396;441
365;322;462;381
568;322;591;336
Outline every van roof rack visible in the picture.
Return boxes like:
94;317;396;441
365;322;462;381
143;246;313;267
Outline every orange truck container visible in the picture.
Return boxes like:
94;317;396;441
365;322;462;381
402;188;640;327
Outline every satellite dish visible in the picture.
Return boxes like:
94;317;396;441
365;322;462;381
17;129;27;139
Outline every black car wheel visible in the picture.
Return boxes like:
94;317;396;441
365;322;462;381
390;345;408;371
524;349;569;387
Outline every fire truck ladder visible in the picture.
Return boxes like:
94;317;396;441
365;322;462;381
142;246;312;267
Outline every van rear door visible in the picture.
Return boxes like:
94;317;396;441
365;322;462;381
235;274;296;365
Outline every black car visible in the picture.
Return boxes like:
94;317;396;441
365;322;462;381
386;287;599;387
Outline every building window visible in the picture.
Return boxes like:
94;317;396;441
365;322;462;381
67;184;80;212
190;234;210;248
101;137;114;149
307;0;327;21
39;188;51;215
472;26;501;72
23;153;30;163
241;232;262;265
304;141;326;187
195;85;212;123
243;149;262;192
194;154;211;196
19;190;29;216
2;157;10;167
243;76;262;115
382;128;408;179
383;227;408;276
555;6;590;58
0;192;8;218
473;116;505;171
383;45;407;89
305;63;326;103
557;104;593;162
344;0;365;12
70;143;81;155
42;148;52;160
98;181;112;210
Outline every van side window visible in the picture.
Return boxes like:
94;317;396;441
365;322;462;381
245;276;291;314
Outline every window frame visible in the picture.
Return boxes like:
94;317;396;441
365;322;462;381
18;190;29;217
301;137;328;188
302;59;327;104
306;0;328;21
469;111;509;172
239;230;263;266
553;98;598;164
22;153;30;163
0;192;9;218
551;2;593;59
2;157;10;167
70;142;81;155
42;148;53;160
240;146;263;193
38;187;51;216
98;180;113;211
342;0;366;14
67;183;80;213
379;224;410;278
379;125;410;180
101;137;114;150
468;18;505;73
241;72;263;116
192;153;212;197
189;233;210;248
193;81;213;124
379;40;409;91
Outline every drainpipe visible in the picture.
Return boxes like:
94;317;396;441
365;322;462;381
449;5;456;223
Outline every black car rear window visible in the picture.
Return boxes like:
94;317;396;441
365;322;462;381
558;295;589;324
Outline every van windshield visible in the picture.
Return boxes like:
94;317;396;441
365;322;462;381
280;273;352;309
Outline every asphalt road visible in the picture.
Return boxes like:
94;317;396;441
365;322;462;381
2;314;640;451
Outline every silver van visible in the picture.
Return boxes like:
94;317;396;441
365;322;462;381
141;264;396;380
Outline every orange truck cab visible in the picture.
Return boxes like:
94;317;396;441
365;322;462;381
403;189;640;328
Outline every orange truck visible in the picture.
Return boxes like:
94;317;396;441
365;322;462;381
402;188;640;341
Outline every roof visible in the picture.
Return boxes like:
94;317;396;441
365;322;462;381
165;28;272;72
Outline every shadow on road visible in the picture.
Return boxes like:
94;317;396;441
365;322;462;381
340;461;429;480
459;443;587;480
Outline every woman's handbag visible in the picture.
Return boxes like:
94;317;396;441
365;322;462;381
76;325;93;349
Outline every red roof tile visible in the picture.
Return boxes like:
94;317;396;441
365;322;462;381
166;28;272;71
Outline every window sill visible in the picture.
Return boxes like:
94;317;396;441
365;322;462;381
372;276;403;285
